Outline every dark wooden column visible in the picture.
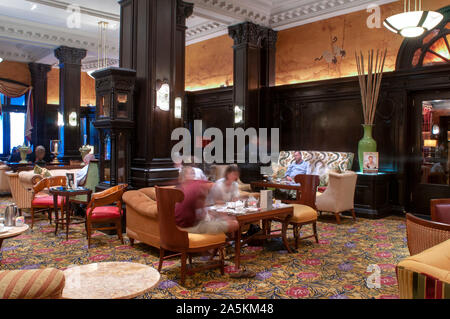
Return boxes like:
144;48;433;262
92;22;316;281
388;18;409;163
228;22;277;130
28;63;51;148
260;29;278;129
54;46;87;162
119;0;193;188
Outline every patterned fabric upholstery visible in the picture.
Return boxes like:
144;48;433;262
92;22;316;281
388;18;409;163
0;268;65;299
272;151;354;186
396;239;450;299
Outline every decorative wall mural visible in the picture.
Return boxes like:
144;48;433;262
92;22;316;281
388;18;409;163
315;36;346;65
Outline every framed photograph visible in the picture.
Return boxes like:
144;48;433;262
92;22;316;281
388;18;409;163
363;152;379;174
66;173;76;189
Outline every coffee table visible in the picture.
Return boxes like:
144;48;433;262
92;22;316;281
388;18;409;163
62;262;161;299
251;180;302;204
212;205;294;269
0;225;29;259
49;187;92;240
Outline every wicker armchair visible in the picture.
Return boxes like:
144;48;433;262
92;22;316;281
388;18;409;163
406;213;450;256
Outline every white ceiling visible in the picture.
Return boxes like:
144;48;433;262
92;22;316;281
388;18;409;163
0;0;395;70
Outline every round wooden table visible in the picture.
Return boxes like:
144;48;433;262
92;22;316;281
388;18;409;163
62;262;161;299
0;225;29;259
49;187;92;241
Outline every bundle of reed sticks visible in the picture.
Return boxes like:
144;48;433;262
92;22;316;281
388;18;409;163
355;49;387;125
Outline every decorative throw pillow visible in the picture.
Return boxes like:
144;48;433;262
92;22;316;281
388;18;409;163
34;165;52;178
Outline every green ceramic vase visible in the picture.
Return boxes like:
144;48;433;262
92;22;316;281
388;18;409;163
358;124;377;172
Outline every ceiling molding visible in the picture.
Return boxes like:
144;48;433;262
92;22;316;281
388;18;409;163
270;0;397;29
82;57;119;71
26;0;120;22
186;20;228;44
0;15;119;57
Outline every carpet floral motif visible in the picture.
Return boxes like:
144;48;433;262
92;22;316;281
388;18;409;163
0;197;408;299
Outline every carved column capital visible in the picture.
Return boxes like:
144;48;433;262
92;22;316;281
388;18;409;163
54;46;87;65
177;0;194;26
228;22;268;47
263;29;278;49
28;63;52;82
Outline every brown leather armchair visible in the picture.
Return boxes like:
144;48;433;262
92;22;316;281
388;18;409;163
122;187;164;248
430;199;450;224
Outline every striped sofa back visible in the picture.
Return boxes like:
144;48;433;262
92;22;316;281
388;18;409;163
0;268;65;299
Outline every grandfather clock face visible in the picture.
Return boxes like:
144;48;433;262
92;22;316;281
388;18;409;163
98;94;111;118
116;93;129;119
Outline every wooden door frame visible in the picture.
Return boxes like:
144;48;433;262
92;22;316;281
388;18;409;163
407;90;450;215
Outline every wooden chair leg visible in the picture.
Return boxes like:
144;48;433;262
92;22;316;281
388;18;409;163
219;248;225;275
293;224;299;249
351;209;356;221
335;213;341;225
158;248;165;272
116;219;124;244
87;221;92;249
31;207;35;229
313;222;319;243
180;252;187;286
129;238;135;247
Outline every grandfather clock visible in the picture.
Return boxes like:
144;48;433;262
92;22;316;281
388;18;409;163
92;67;136;191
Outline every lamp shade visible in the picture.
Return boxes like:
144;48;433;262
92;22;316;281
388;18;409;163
383;11;443;38
424;139;438;147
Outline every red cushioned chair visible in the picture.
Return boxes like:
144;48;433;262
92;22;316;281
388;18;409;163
85;184;127;248
31;176;67;229
430;199;450;225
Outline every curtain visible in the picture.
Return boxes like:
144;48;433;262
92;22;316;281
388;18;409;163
0;79;33;145
0;79;31;115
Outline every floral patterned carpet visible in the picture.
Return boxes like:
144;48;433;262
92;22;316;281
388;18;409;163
0;196;409;299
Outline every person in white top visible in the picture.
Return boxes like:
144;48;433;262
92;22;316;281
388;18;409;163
207;165;241;205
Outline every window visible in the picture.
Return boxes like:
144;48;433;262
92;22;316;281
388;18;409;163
0;93;27;157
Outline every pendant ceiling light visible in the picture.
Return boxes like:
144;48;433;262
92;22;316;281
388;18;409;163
88;21;109;78
383;0;443;38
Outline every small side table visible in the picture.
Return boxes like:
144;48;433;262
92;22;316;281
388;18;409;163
49;187;92;240
0;225;29;260
62;262;161;299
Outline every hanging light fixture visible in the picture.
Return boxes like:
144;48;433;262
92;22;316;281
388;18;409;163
88;21;109;78
383;0;443;38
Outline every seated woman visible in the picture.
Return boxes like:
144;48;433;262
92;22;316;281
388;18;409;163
76;153;96;186
207;165;241;205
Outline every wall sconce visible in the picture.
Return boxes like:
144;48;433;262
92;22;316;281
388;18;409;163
69;112;78;127
432;124;440;135
57;112;64;127
156;80;170;112
175;97;182;119
234;105;244;124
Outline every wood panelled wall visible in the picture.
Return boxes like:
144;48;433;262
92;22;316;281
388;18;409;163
186;64;450;211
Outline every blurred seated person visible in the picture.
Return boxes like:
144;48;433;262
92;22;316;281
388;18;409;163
285;151;310;182
207;165;241;205
76;154;96;186
175;179;238;235
26;145;47;166
174;153;207;181
8;146;21;163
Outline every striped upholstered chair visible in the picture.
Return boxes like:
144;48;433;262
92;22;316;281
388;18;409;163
0;268;65;299
396;239;450;299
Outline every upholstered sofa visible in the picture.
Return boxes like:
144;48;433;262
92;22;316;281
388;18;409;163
6;168;80;211
0;268;65;299
123;187;162;249
396;239;450;299
271;151;355;186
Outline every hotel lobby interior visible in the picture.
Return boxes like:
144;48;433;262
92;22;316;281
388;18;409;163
0;0;449;302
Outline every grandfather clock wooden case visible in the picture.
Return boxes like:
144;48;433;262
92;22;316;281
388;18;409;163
92;67;136;191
